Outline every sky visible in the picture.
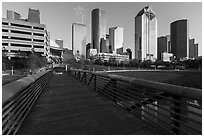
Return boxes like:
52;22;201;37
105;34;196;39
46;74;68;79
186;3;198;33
2;2;202;56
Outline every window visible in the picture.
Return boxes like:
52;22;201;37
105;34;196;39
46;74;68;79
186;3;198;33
33;26;44;30
33;39;44;43
10;43;31;48
33;45;44;49
11;30;31;35
10;36;31;41
2;29;8;32
11;23;31;28
2;43;8;46
2;22;8;25
33;33;44;37
2;36;8;39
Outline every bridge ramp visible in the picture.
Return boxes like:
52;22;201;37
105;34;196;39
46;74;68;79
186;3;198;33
17;72;160;135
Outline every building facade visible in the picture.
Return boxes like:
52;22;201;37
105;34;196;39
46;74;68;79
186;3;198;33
194;43;198;58
27;8;40;24
157;35;171;60
72;22;86;57
55;39;63;49
2;9;50;60
189;39;199;59
170;19;189;59
135;6;157;61
91;8;106;52
109;27;123;54
7;10;21;20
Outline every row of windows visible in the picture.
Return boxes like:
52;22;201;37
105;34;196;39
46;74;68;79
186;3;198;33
2;42;44;48
2;29;8;32
2;36;45;43
2;29;45;36
33;45;44;49
11;30;32;35
11;43;31;48
33;39;44;42
2;22;9;25
10;36;32;41
33;33;44;36
3;22;45;30
3;43;8;46
11;23;31;28
9;50;45;55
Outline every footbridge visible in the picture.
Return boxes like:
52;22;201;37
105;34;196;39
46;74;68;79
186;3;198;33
2;67;202;135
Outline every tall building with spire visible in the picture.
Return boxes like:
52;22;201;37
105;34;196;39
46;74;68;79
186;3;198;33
135;6;157;61
91;8;106;53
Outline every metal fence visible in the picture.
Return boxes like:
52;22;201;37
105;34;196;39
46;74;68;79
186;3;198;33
2;71;52;135
70;69;202;135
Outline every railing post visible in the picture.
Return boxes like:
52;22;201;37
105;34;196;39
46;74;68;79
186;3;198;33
84;72;86;84
78;71;80;80
111;79;117;102
171;95;181;134
94;74;96;90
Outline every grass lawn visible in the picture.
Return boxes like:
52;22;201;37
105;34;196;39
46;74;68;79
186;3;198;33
2;75;25;85
110;71;202;89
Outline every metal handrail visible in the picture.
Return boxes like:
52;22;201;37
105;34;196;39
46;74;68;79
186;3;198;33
2;70;52;135
70;69;202;135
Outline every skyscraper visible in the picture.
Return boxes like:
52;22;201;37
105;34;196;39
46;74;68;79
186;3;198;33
109;27;124;54
91;8;106;52
135;6;157;61
157;35;170;60
27;8;40;24
189;39;195;58
72;22;86;57
194;43;198;58
170;19;189;59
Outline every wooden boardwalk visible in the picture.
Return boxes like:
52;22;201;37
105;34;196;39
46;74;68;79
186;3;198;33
17;72;161;135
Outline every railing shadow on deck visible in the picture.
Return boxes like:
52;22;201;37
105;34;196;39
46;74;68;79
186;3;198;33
70;68;202;135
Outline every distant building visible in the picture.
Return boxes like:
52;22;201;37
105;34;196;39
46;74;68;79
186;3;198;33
72;22;86;57
189;39;199;59
170;19;189;59
194;43;198;58
109;27;123;53
86;43;93;58
93;52;129;63
27;8;40;24
157;36;170;60
87;48;98;59
7;10;21;20
49;39;64;63
2;9;50;60
55;39;63;49
135;6;157;61
116;47;123;55
161;52;173;62
91;8;106;52
189;39;195;59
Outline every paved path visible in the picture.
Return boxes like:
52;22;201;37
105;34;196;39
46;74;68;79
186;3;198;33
17;72;161;135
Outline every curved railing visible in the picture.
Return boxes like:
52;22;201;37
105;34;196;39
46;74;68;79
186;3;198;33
2;70;52;135
70;69;202;135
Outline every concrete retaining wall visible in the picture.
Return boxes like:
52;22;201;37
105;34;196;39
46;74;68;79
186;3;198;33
2;70;50;104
